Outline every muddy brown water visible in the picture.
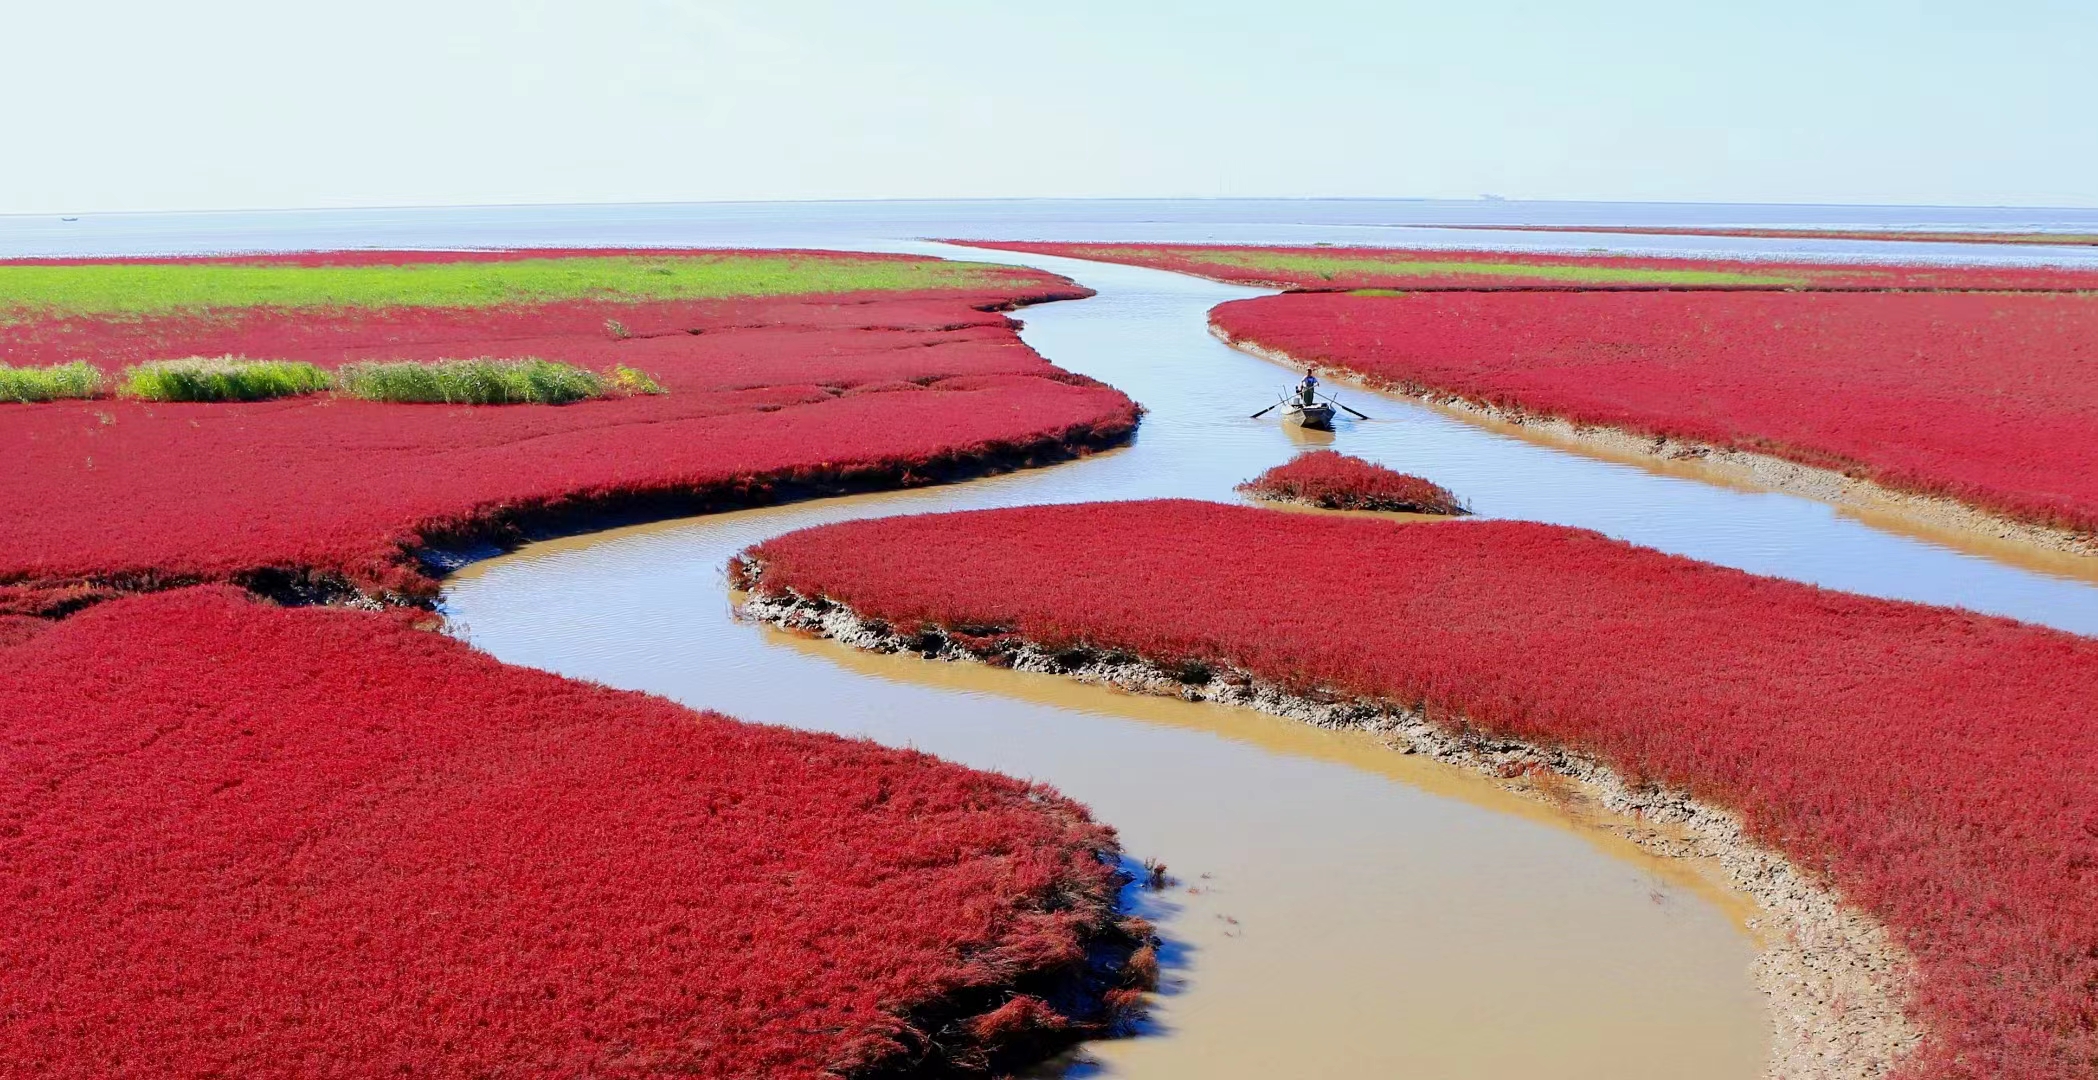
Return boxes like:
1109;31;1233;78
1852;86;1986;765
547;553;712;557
443;249;2098;1077
446;507;1767;1079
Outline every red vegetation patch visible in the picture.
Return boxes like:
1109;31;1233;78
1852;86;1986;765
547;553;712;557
1238;450;1466;514
746;500;2098;1080
0;282;1135;603
0;252;1153;1074
1211;290;2098;535
1443;224;2098;248
957;240;2098;291
0;586;1134;1078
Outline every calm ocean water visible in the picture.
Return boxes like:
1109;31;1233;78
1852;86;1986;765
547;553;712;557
7;197;2098;266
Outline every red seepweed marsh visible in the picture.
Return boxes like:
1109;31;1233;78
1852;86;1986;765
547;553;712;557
740;499;2098;1080
0;248;1152;1077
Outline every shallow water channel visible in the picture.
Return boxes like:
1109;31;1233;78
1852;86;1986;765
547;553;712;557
443;248;2098;1078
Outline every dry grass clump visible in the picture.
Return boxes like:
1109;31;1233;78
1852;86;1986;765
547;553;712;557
120;357;332;402
0;361;104;402
337;357;613;405
606;363;667;396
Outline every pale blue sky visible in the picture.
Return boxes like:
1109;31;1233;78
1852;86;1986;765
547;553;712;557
5;0;2093;214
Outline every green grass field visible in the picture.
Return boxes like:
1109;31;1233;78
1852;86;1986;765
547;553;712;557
0;253;1050;320
1093;245;1804;287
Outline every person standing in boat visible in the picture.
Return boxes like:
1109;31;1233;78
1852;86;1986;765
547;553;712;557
1298;370;1320;406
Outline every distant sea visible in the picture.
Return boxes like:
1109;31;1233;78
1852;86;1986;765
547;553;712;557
7;198;2098;266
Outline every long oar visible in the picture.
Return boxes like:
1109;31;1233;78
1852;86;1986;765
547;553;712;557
1250;401;1281;419
1319;392;1371;420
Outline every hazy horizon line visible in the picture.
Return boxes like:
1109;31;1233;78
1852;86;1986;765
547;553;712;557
9;193;2098;223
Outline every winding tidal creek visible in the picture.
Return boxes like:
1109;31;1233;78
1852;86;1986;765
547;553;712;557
443;248;2098;1077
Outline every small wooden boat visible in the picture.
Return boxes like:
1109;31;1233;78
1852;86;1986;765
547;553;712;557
1285;401;1336;430
1251;385;1364;430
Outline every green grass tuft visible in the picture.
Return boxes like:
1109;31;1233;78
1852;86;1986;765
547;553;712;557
13;354;662;406
120;357;332;402
337;358;608;405
0;361;105;402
